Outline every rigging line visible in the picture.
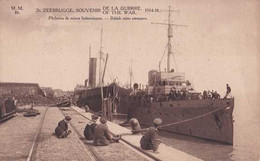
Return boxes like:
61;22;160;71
108;70;113;82
132;105;231;132
126;75;130;84
132;75;136;83
158;105;230;129
172;53;178;72
171;25;178;72
159;44;169;67
107;66;115;82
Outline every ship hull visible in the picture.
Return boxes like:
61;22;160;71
76;84;130;114
128;97;234;145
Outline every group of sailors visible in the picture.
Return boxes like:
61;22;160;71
55;115;162;153
55;115;120;145
203;84;232;99
168;84;232;101
168;88;188;101
202;90;220;99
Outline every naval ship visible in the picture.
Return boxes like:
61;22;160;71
126;7;234;145
75;28;130;115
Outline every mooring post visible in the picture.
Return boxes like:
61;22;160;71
107;98;112;121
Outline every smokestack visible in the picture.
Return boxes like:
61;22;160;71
89;58;97;87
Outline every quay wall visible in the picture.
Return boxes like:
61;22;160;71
0;82;43;96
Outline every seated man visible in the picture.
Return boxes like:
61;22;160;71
93;116;120;146
130;118;141;134
84;114;98;140
55;116;72;138
93;116;111;146
140;118;162;153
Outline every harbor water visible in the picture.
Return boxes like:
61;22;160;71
158;95;260;161
113;94;260;160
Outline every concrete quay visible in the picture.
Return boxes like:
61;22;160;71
0;106;149;161
0;105;202;161
34;107;96;161
72;106;202;161
0;106;97;161
61;107;150;161
0;106;45;161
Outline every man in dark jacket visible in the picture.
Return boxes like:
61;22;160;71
93;116;112;146
224;84;232;99
140;118;162;153
55;116;72;138
84;114;98;140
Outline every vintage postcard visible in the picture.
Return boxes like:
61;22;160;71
0;0;259;160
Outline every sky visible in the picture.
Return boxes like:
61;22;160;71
0;0;259;114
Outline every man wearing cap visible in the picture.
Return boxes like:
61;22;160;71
84;114;98;140
140;118;162;153
93;116;112;146
55;116;72;138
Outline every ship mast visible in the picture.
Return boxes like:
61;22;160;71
167;6;172;72
88;45;91;87
89;45;91;60
99;25;103;86
130;58;133;89
98;25;109;113
152;6;187;72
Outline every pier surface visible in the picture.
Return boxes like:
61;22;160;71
0;106;201;161
73;106;201;161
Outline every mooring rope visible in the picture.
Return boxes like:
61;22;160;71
131;105;231;133
157;105;230;129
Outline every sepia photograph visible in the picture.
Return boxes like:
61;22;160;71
0;0;259;160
